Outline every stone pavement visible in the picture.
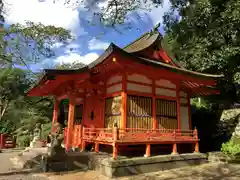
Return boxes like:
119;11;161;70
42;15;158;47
37;162;240;180
0;150;240;180
0;149;48;180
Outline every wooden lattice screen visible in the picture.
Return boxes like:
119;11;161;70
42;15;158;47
104;96;122;128
156;99;177;129
127;95;152;129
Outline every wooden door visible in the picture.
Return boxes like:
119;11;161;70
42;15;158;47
72;104;83;148
156;99;177;129
127;95;152;129
104;96;122;128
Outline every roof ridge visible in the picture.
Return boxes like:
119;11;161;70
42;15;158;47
123;31;151;49
123;26;161;50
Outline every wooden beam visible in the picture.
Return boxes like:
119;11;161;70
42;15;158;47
122;61;217;86
65;96;76;151
152;80;157;129
176;83;181;130
52;98;59;132
121;74;127;129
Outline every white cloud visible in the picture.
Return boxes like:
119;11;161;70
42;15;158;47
55;52;99;65
88;38;109;50
4;0;85;36
148;0;171;25
4;0;171;71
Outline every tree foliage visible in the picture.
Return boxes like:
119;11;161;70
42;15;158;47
0;68;53;146
163;0;240;153
0;68;30;121
1;22;72;67
55;61;86;69
52;0;163;27
163;0;240;104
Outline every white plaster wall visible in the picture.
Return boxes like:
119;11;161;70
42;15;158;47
107;75;122;85
155;88;176;97
106;83;122;94
180;91;187;97
127;83;152;93
180;106;189;130
155;79;176;89
180;97;188;104
127;73;152;84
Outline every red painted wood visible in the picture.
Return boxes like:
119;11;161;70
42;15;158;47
152;80;157;129
176;83;181;130
0;134;16;149
122;74;127;129
52;98;59;132
66;97;75;151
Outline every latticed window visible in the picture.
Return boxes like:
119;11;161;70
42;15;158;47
104;96;122;128
156;99;177;129
74;104;83;125
127;95;152;129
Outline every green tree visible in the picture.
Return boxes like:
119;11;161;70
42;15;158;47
1;22;72;67
163;0;240;104
0;68;30;121
55;61;86;69
53;0;164;27
0;68;53;146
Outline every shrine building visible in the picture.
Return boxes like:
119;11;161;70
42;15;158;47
27;27;223;159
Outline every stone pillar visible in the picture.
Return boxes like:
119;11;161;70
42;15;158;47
65;97;75;151
52;98;59;132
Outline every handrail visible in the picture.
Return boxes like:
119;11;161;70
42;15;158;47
82;127;198;143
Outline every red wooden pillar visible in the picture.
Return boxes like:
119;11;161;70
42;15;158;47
112;125;119;159
95;143;99;153
0;134;3;149
145;144;151;157
121;74;127;129
187;93;192;129
194;142;199;153
172;143;178;155
194;128;199;153
113;144;118;159
52;98;59;132
176;83;181;130
66;96;76;151
152;80;157;129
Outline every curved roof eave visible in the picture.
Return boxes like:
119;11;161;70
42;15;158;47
87;43;121;69
138;57;224;79
26;43;121;96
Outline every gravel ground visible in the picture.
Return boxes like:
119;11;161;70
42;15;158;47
0;150;240;180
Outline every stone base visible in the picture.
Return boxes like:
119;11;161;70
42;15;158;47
66;152;208;178
10;147;48;170
30;141;43;148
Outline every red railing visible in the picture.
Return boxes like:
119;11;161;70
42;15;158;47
82;127;198;143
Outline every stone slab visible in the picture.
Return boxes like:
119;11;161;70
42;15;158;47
66;152;208;178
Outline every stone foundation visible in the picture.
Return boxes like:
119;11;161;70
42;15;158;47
68;152;208;178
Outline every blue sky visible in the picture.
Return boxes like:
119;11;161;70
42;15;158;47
5;0;171;71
